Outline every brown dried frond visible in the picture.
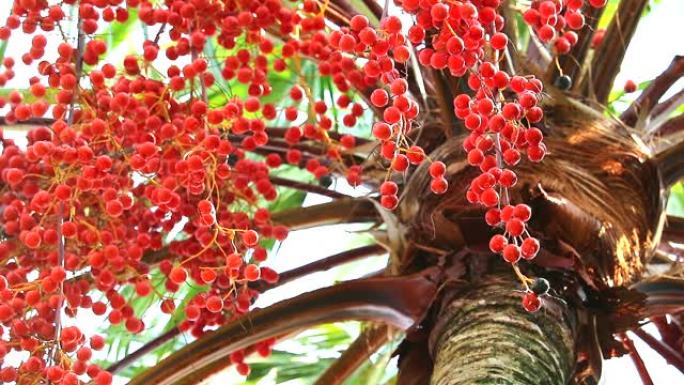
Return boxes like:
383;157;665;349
400;92;665;286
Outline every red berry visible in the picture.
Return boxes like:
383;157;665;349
589;0;608;7
499;169;517;187
200;269;217;283
502;244;521;263
383;107;401;124
390;79;408;95
467;149;484;165
381;194;399;209
95;371;113;385
489;234;507;253
105;200;124;217
23;231;41;249
503;149;521;166
506;218;525;237
490;32;508;50
392;154;409;172
371;89;389;107
485;209;501;226
430;177;448;194
242;230;259;247
236;362;251;376
513;204;532;222
525;128;543;145
522;292;541;312
350;15;369;31
624;79;637;93
406;146;425;164
521;237;540;260
429;161;446;178
5;168;24;185
500;205;514;221
169;266;187;284
206;295;223;313
480;188;499;207
244;264;260;281
372;122;392;140
527;144;546;162
380;181;398;196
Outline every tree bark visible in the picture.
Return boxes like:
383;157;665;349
429;277;576;385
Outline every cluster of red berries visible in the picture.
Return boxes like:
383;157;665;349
523;0;607;54
229;337;277;376
0;0;345;381
386;0;606;311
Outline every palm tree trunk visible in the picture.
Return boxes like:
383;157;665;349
430;277;576;385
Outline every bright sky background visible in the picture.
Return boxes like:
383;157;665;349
1;0;683;384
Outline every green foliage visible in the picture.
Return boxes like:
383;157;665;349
606;80;650;116
598;0;660;29
667;183;684;216
0;40;7;64
104;8;140;52
242;322;400;385
244;323;358;384
0;88;57;104
346;0;380;25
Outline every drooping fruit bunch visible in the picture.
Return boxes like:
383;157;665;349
0;0;607;382
522;0;607;54
379;0;605;310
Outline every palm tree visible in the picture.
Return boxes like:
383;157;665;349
0;1;682;385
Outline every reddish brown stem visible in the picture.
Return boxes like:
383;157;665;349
620;332;655;385
264;127;372;145
651;88;684;120
654;138;684;187
272;198;378;230
621;56;684;127
252;244;386;292
107;327;181;374
632;328;684;373
275;244;385;285
651;316;682;348
269;176;349;199
431;70;456;138
582;0;648;104
654;113;684;137
662;215;684;244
